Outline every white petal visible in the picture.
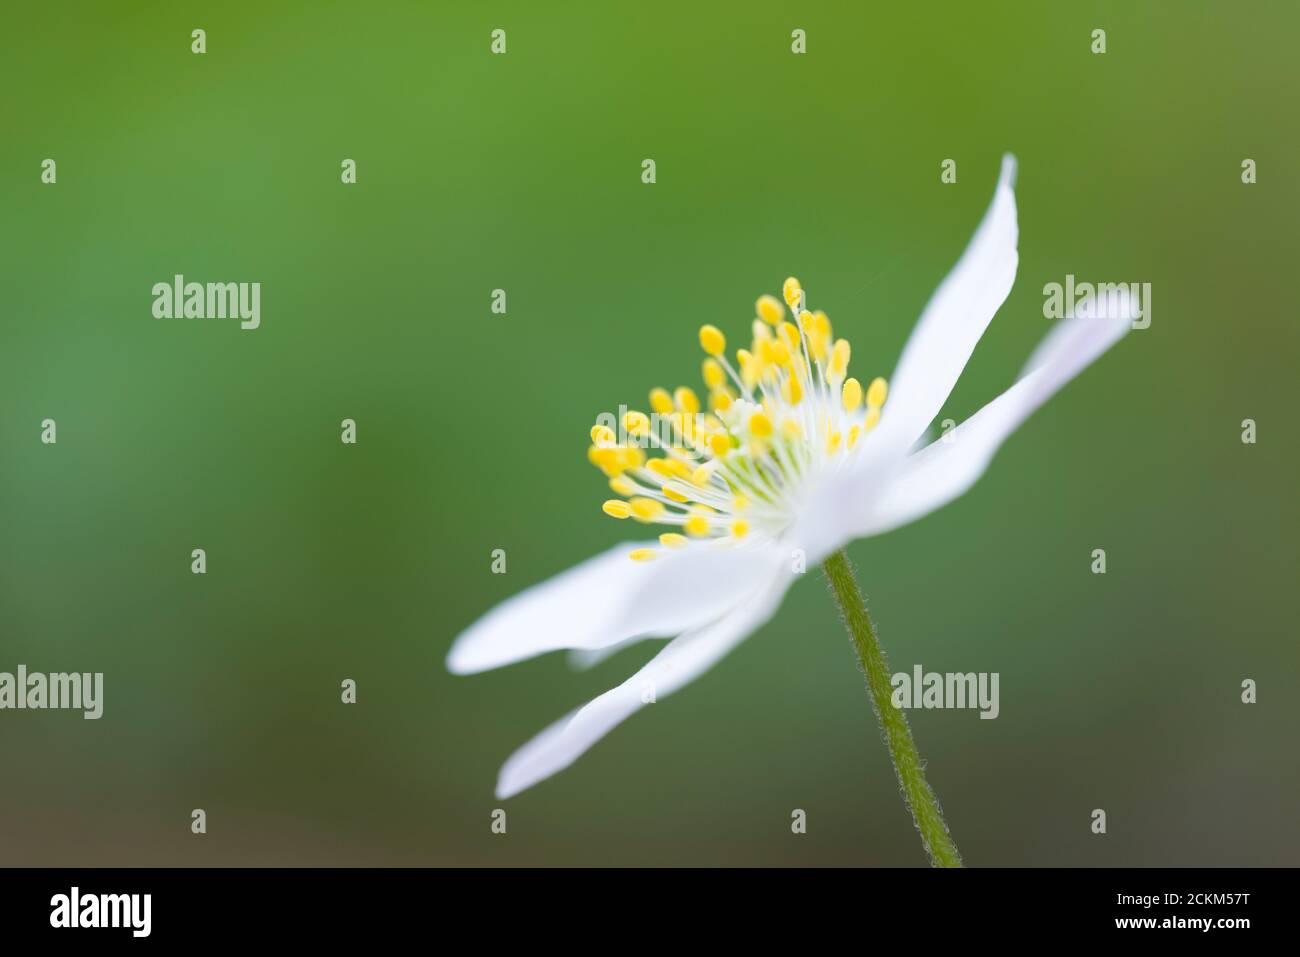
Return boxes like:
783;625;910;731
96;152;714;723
495;567;794;799
853;291;1136;537
446;541;784;675
872;154;1020;457
566;635;656;671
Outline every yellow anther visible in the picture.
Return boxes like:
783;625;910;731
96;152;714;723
588;446;622;477
658;533;688;549
602;499;631;518
684;515;711;537
709;389;733;413
674;386;701;415
610;477;635;496
749;412;774;438
866;376;889;408
590;424;616;447
702;358;725;390
622;446;645;470
827;431;843;454
623;410;650;435
778;321;800;349
830;339;851;379
751;320;772;342
649;387;674;414
662;485;690;503
782;375;803;405
646;458;673;477
665;458;692;479
863;407;881;432
847;425;862;449
813;311;831;339
731;520;750;538
691;463;714;486
782;277;802;308
798;309;815;330
756;294;785;325
781;419;802;441
708;432;731;457
629;548;658;562
808;332;828;363
629;497;665;522
732;495;750;511
771;339;791;366
842;377;863;411
699;324;726;356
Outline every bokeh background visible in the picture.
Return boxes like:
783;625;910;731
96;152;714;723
1;1;1296;866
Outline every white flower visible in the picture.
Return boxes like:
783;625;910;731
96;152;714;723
448;155;1133;799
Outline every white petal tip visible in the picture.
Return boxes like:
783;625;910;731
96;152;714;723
1000;153;1018;188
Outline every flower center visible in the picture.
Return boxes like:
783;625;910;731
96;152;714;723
588;277;889;561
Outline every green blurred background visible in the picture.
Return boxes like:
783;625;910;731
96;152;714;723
2;1;1296;866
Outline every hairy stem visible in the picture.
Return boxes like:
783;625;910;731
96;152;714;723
821;548;963;867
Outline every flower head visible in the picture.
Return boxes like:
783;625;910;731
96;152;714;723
448;155;1135;799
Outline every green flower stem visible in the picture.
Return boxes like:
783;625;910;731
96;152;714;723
822;548;963;867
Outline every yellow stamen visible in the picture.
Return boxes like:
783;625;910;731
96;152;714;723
749;412;774;438
864;407;881;431
830;339;851;380
684;515;710;537
629;497;664;521
756;294;784;325
708;432;731;457
623;410;650;435
591;424;615;446
702;358;724;389
731;520;750;538
866;376;889;408
629;548;658;562
662;485;689;503
698;324;726;356
649;387;674;414
674;386;700;415
842;377;863;411
782;276;802;308
610;477;635;495
659;533;688;549
602;499;631;518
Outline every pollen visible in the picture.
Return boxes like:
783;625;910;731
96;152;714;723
757;294;784;325
866;376;889;408
842;377;863;411
586;278;888;547
674;386;701;415
698;324;726;356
